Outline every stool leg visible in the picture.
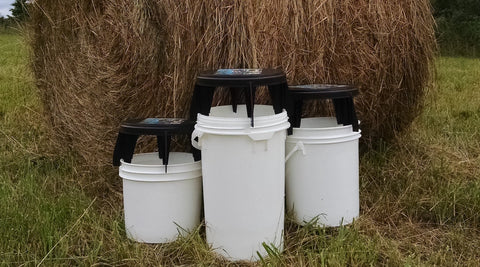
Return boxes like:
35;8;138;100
113;133;138;165
333;97;358;130
285;93;303;134
189;84;200;121
230;88;239;113
157;133;171;173
285;91;294;134
294;98;304;127
347;97;359;131
113;133;124;166
281;82;288;112
243;87;251;118
189;84;215;121
192;146;201;161
244;83;256;127
268;83;287;114
332;98;346;125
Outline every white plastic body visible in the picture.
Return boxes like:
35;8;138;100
119;152;202;243
285;117;361;227
193;105;289;261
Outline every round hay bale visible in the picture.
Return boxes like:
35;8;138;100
28;0;435;166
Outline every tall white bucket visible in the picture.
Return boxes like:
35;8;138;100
192;105;289;261
285;117;361;227
119;152;202;243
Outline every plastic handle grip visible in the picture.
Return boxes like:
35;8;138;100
191;128;203;150
285;141;306;163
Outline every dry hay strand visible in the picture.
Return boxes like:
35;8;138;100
28;0;435;167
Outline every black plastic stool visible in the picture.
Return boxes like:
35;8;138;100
189;69;288;127
112;118;198;172
287;84;359;134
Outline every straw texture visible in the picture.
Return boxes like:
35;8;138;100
29;0;435;166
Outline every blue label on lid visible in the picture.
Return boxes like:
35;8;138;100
215;69;262;75
140;118;185;124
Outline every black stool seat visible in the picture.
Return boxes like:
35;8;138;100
288;84;358;98
287;84;359;133
190;68;288;127
112;118;197;172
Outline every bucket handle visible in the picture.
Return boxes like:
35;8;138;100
285;141;306;163
248;131;275;141
191;128;203;150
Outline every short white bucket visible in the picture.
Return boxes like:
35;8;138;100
192;105;289;261
286;117;361;227
119;152;202;243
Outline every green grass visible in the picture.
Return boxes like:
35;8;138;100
1;33;480;265
359;57;480;265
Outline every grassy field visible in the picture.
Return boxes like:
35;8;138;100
1;32;479;266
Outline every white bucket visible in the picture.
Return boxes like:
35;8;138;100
192;105;289;261
119;152;202;243
285;117;361;227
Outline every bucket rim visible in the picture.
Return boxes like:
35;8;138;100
287;132;361;144
120;152;201;169
194;121;290;136
119;152;202;182
119;169;202;182
292;124;352;132
197;105;288;125
194;105;290;137
196;114;288;128
196;118;288;130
